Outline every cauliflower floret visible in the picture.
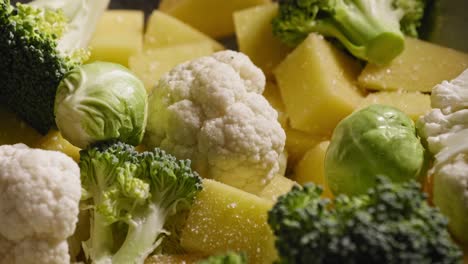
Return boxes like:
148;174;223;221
0;144;81;264
430;69;468;114
418;69;468;245
0;236;70;264
144;50;286;194
418;109;468;154
432;152;468;245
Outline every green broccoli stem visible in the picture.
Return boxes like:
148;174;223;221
88;212;114;264
111;203;168;264
307;1;405;64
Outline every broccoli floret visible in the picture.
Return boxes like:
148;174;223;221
197;252;248;264
272;0;426;64
393;0;427;37
268;177;463;264
80;142;203;264
0;0;108;134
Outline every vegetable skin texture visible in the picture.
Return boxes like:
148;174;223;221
417;69;468;245
0;0;109;134
197;251;248;264
0;144;81;264
325;104;427;196
54;61;148;149
144;50;286;194
272;0;426;64
80;141;202;264
268;177;463;264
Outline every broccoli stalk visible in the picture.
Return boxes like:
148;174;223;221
0;0;109;134
80;142;203;264
272;0;426;64
268;177;463;264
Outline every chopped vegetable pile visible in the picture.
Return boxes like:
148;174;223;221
0;0;467;263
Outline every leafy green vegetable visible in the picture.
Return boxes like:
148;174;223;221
325;104;427;195
272;0;426;64
268;177;463;264
197;251;248;264
54;62;148;149
0;0;108;134
80;142;203;264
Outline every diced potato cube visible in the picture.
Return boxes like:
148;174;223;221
263;82;287;127
234;3;291;77
159;0;271;38
258;174;297;202
285;126;325;168
0;106;42;146
129;42;214;92
88;10;143;66
180;180;277;264
33;130;81;162
144;11;223;51
358;38;468;92
293;141;333;199
357;91;431;122
0;108;79;161
274;33;364;136
144;254;204;264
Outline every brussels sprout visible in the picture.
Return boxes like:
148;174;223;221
325;104;427;196
54;62;147;148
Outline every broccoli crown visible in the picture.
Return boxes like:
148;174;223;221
268;177;463;264
80;142;203;264
393;0;426;37
272;0;426;64
0;0;83;134
197;251;248;264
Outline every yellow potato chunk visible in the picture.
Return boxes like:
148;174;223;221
258;174;297;202
0;108;80;161
0;106;42;146
180;180;277;264
129;42;214;92
234;3;291;77
285;126;326;168
144;11;223;51
263;82;287;127
357;91;431;122
159;0;271;38
144;254;204;264
33;130;81;162
88;10;143;66
293;141;333;199
274;33;364;136
358;38;468;92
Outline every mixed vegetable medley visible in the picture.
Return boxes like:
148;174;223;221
0;0;468;263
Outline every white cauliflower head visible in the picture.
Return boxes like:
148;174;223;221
418;69;468;245
0;144;81;264
144;50;286;193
